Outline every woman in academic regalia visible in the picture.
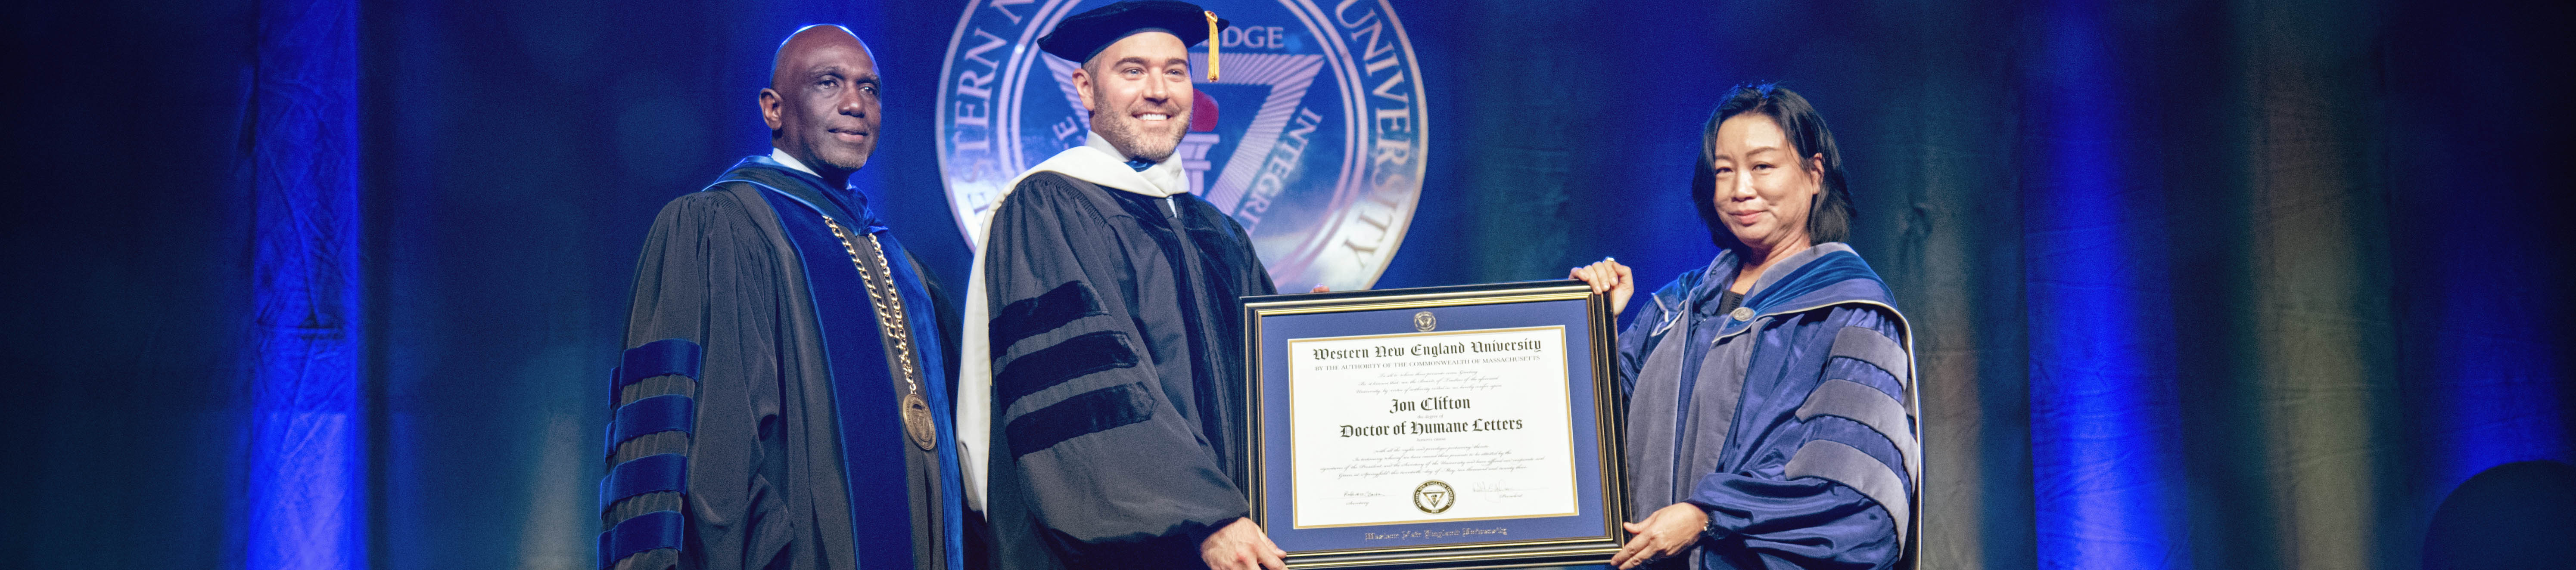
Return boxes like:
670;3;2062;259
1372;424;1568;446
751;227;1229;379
1571;84;1920;570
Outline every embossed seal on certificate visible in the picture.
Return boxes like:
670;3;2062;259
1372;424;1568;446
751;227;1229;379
1412;310;1435;332
936;0;1429;291
1412;480;1455;514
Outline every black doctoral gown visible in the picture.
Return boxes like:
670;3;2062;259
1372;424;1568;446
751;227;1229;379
981;170;1278;569
603;157;964;570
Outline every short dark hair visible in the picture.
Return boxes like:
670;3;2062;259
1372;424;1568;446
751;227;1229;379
1691;83;1854;251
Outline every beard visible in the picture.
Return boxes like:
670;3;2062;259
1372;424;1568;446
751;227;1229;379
1090;100;1189;163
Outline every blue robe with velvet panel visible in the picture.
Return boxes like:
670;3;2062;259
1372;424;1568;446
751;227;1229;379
601;156;966;570
1618;243;1919;570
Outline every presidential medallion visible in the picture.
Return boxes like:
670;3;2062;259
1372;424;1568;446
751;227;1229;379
822;217;943;453
937;0;1429;291
901;391;938;452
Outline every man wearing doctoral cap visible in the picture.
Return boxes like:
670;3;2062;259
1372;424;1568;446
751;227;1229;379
953;2;1288;569
602;25;967;570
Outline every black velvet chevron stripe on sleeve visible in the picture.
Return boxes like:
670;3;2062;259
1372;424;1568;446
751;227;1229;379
994;330;1141;409
1005;381;1160;457
991;281;1107;350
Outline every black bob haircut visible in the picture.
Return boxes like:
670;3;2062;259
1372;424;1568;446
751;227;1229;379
1692;83;1854;251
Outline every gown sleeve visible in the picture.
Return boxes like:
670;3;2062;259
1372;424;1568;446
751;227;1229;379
982;175;1250;564
904;248;965;399
1614;275;1695;397
1686;305;1912;570
608;189;795;570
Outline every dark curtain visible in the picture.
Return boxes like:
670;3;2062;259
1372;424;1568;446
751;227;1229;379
3;1;264;567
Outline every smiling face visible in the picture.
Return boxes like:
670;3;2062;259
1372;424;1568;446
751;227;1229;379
762;26;881;175
1707;114;1823;257
1072;31;1193;162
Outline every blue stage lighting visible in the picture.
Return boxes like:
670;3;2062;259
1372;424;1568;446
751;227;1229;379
2024;2;2188;567
245;0;364;567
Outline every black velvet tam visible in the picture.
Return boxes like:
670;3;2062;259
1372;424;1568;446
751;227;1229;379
1037;0;1231;64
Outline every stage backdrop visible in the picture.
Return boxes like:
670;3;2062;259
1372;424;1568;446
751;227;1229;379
5;0;2570;569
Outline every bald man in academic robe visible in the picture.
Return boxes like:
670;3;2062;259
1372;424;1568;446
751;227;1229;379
600;25;967;570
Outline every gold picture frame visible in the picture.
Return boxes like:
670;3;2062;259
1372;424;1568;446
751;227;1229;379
1241;279;1628;569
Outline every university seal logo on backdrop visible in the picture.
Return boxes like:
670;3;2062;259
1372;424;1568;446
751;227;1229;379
937;0;1428;291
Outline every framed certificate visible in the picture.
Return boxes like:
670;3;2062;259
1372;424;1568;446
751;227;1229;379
1241;280;1627;569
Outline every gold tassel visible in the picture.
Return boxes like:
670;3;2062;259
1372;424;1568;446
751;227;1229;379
1205;10;1220;81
